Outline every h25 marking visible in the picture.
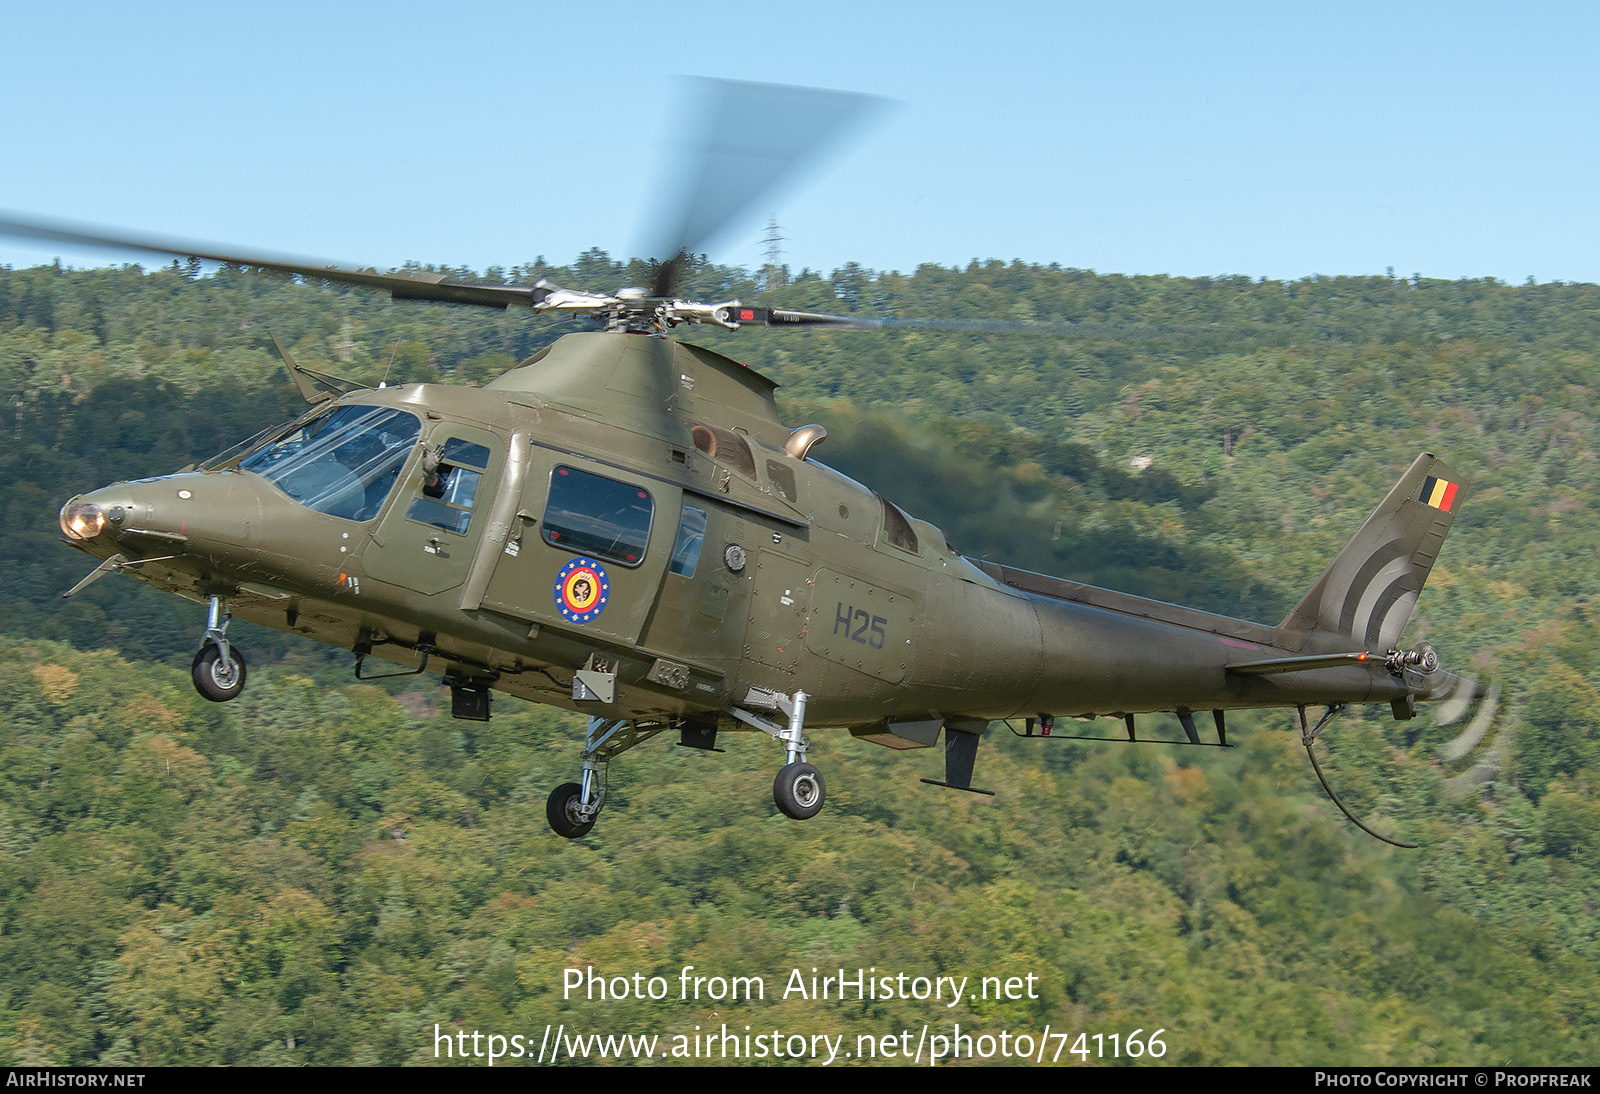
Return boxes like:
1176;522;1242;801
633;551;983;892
834;603;886;649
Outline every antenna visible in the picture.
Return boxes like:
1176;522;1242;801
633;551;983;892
761;214;787;290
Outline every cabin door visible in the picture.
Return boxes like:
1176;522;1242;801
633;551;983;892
476;454;680;647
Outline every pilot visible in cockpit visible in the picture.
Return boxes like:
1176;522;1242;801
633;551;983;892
335;435;396;520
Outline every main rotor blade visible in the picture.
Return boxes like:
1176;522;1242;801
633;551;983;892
726;305;1224;343
0;210;550;310
648;78;886;298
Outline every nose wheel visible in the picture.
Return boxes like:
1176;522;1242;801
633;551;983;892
192;643;248;702
191;595;248;703
545;717;665;839
546;782;596;838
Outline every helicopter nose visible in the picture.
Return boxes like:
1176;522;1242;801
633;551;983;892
62;473;267;563
59;480;178;546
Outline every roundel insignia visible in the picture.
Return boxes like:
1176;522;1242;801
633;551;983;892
554;558;610;624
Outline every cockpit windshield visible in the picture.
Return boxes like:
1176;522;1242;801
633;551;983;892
239;405;421;521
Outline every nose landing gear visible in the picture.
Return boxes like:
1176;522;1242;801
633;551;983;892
191;595;247;702
545;717;665;839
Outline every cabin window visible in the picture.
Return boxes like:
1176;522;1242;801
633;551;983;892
240;405;420;522
541;465;654;567
669;505;707;577
877;493;919;554
406;436;490;535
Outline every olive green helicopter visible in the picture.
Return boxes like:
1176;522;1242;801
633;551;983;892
10;81;1486;844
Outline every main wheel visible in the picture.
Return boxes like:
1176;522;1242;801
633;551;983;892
192;643;247;702
546;782;596;839
773;762;826;820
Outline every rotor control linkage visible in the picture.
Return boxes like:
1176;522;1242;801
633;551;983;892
730;690;826;820
1385;643;1439;676
191;595;248;703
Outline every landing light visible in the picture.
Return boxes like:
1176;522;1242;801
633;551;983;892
60;501;104;541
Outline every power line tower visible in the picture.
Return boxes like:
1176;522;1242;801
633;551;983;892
761;214;787;291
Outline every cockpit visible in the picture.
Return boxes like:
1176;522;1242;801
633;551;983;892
238;405;420;521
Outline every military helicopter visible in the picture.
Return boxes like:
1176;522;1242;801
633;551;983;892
13;81;1481;844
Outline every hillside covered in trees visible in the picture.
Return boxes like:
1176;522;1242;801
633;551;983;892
0;257;1596;1065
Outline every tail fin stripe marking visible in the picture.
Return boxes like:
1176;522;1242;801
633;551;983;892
1280;454;1462;645
1351;557;1417;646
1373;588;1420;648
1333;541;1409;637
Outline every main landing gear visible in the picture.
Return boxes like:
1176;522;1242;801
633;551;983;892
730;689;826;821
773;761;825;820
543;690;827;838
191;595;248;702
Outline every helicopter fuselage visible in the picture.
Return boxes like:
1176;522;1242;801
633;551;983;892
61;332;1422;745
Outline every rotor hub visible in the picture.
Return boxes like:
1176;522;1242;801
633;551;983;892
530;279;743;334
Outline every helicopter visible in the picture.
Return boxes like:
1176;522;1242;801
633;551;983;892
15;81;1481;844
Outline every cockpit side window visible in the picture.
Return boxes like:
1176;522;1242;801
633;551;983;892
406;437;491;535
240;405;420;522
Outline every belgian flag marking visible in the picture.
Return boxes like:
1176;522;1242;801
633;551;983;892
1418;475;1459;512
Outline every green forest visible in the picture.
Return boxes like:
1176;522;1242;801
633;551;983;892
1;255;1597;1066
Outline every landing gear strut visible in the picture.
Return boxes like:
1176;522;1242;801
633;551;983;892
545;716;664;839
191;595;247;702
545;689;827;836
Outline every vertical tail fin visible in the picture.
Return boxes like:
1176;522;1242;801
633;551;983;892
1279;453;1464;648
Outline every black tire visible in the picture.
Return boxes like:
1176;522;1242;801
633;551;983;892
546;782;596;838
773;761;825;820
192;643;247;702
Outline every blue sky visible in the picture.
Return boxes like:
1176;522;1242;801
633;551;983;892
3;1;1597;285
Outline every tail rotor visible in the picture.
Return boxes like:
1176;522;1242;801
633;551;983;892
1428;673;1509;797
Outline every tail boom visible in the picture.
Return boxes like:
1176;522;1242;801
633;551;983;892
955;453;1466;723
